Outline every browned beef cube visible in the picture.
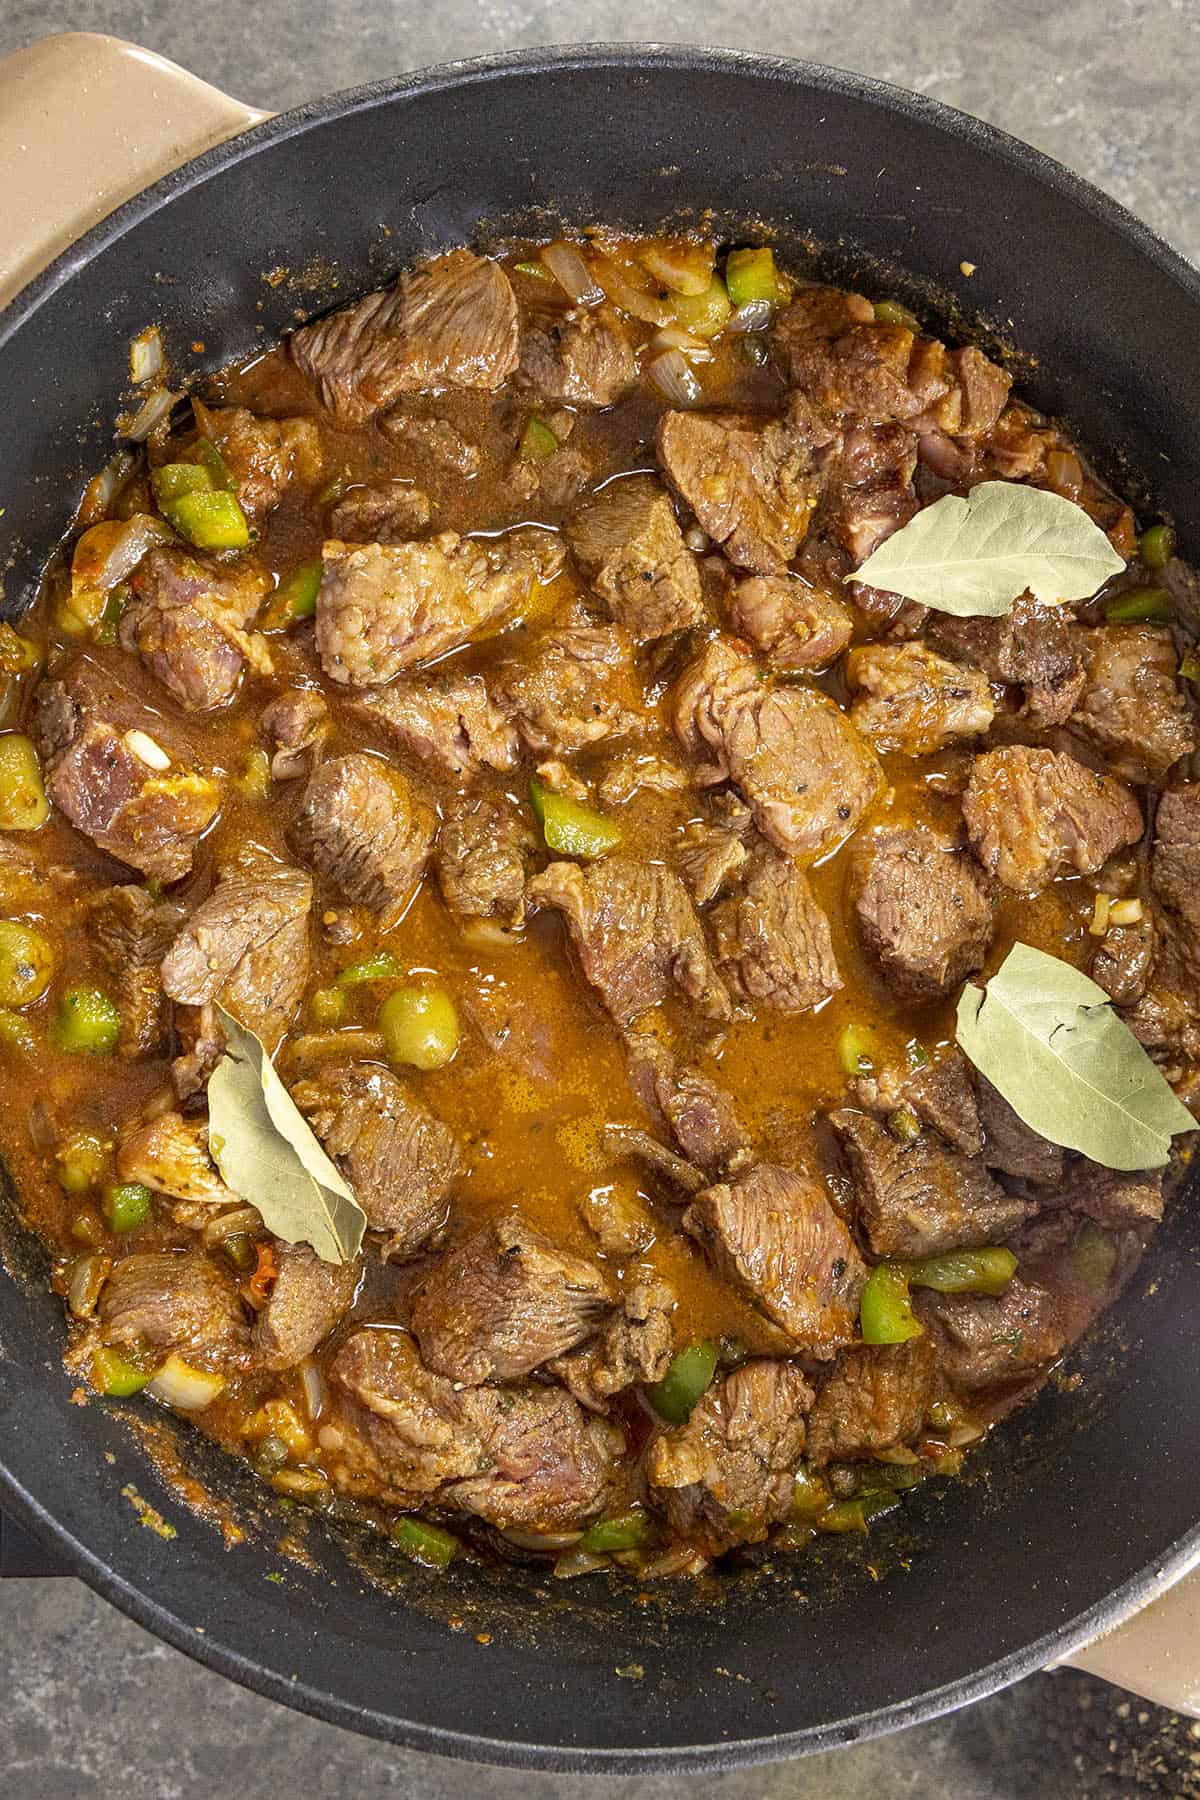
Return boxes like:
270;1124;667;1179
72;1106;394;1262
288;751;434;912
349;670;519;777
160;862;312;1052
115;1111;236;1208
623;1033;749;1179
1152;784;1200;945
852;826;994;1001
253;1242;362;1371
806;1337;937;1463
327;482;432;540
975;1077;1066;1187
675;793;754;906
84;883;183;1058
550;1277;675;1411
1090;916;1157;1006
436;792;533;929
1069;625;1194;782
193;403;322;517
99;1251;250;1372
962;746;1143;894
123;547;271;713
566;477;703;639
711;846;841;1013
493;624;644;755
377;410;481;474
917;1279;1066;1392
928;593;1087;728
259;688;330;782
518;305;636;408
847;642;995;754
728;575;853;670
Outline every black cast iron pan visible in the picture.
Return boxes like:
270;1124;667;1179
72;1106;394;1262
1;40;1199;1772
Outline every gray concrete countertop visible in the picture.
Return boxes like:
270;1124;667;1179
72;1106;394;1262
4;5;1200;1796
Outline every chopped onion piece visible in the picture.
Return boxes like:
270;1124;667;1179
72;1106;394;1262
123;729;171;772
68;1253;108;1320
79;452;136;527
503;1527;583;1552
1089;893;1111;937
147;1353;226;1411
647;348;703;408
129;326;164;385
540;241;604;307
552;1548;610;1580
636;239;715;297
201;1204;263;1246
683;525;711;553
1109;897;1144;926
71;514;174;600
299;1357;327;1421
126;386;181;442
728;299;774;334
648;324;714;360
589;254;673;327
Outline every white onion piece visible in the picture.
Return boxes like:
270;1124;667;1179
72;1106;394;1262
147;1354;226;1411
647;324;713;360
728;299;774;334
503;1527;583;1552
126;386;181;442
588;255;673;327
72;513;174;599
123;729;171;772
647;348;703;408
68;1253;107;1320
540;242;604;307
552;1548;610;1580
201;1204;263;1246
299;1357;327;1421
129;326;164;385
636;240;715;297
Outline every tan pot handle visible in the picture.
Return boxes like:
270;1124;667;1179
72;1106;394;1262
1051;1556;1200;1716
0;32;266;311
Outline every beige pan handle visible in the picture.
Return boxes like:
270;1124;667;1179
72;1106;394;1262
0;32;266;310
1053;1556;1200;1717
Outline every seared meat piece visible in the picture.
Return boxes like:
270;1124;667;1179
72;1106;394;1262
830;1109;1031;1258
975;1076;1065;1187
410;1208;613;1384
328;482;432;540
852;826;994;1001
1151;784;1200;946
1091;916;1157;1006
291;249;520;423
675;794;754;906
768;283;875;357
294;1062;460;1260
288;752;434;911
806;1337;937;1464
350;670;519;777
507;443;593;510
161;862;312;1051
518;305;636;408
527;857;731;1026
917;1279;1066;1392
35;661;220;881
927;593;1087;728
822;422;919;564
565;477;703;639
259;688;329;782
192;404;322;518
962;747;1143;893
624;1033;749;1178
711;846;841;1013
846;642;995;753
116;1111;237;1208
951;347;1015;436
599;750;691;808
671;637;882;855
316;528;551;687
84;884;183;1058
577;1182;656;1258
648;1358;813;1554
1068;625;1194;782
551;1277;675;1411
99;1251;250;1372
253;1242;362;1371
377;410;481;474
656;394;836;574
329;1328;621;1528
493;624;643;755
602;1125;705;1195
436;792;533;928
857;1049;984;1155
728;575;853;670
684;1163;866;1354
123;547;272;713
1062;1164;1163;1233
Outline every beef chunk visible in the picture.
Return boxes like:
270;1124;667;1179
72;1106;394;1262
316;528;552;687
1152;785;1200;944
711;846;841;1013
830;1109;1031;1257
684;1163;866;1354
656;395;836;574
577;1181;656;1258
728;575;853;670
84;883;183;1057
769;283;876;357
928;593;1087;728
35;662;220;881
294;1062;460;1260
99;1251;250;1372
551;1277;675;1411
624;1033;749;1178
1064;1163;1163;1233
410;1208;613;1384
859;1049;984;1155
806;1337;937;1463
192;404;322;517
436;792;532;928
1069;625;1194;782
507;443;593;510
962;747;1143;893
648;1359;813;1554
846;642;995;753
350;670;519;777
602;1125;706;1196
259;688;329;782
821;422;919;564
675;794;754;905
161;862;312;1050
115;1111;237;1208
291;249;519;422
917;1279;1066;1392
288;751;434;911
671;638;882;855
328;1328;621;1527
852;826;994;1001
1091;916;1157;1006
518;305;636;408
377;410;481;474
123;547;272;713
253;1243;361;1371
565;477;703;638
527;857;731;1026
599;750;691;808
328;482;432;540
492;624;643;755
976;1076;1066;1187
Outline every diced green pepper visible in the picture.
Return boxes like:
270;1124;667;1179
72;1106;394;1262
232;749;271;798
791;1465;833;1518
391;1516;459;1568
512;261;555;283
860;1263;923;1345
103;1182;152;1233
816;1492;901;1534
1103;586;1171;623
725;247;782;309
1179;651;1200;683
873;299;921;331
335;952;404;987
163;489;250;551
1138;524;1174;571
0;734;49;830
194;435;235;490
529;777;622;859
378;985;461;1071
1070;1221;1119;1293
93;583;130;647
261;558;322;631
579;1509;654;1553
54;985;122;1055
671;276;732;339
222;1231;258;1273
646;1340;718;1425
0;624;40;675
837;1022;876;1076
905;1247;1017;1296
887;1106;921;1143
151;462;213;505
93;1345;155;1398
519;416;558;461
0;919;54;1008
54;1130;110;1194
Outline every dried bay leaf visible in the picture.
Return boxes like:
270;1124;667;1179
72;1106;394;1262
850;480;1125;616
956;943;1196;1170
207;1003;365;1263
